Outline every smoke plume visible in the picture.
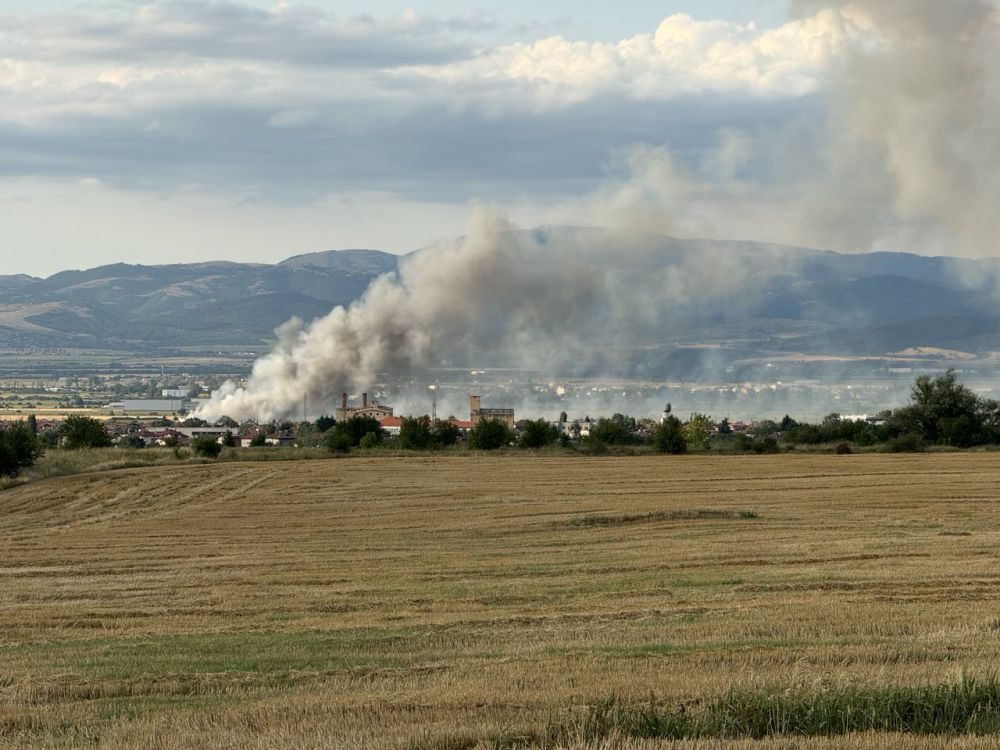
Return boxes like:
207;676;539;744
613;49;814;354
198;214;769;421
198;1;1000;421
790;0;1000;256
571;0;1000;257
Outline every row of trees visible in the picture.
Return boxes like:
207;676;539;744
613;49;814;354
11;372;999;464
784;372;1000;451
323;415;510;452
2;414;118;477
319;413;694;455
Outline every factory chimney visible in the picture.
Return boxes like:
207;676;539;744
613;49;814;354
363;392;368;408
342;393;348;409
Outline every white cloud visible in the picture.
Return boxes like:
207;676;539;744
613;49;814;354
11;1;996;271
407;11;862;106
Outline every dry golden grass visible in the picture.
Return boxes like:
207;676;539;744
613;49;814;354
2;454;1000;748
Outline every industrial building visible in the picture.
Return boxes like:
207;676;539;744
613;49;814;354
469;395;515;428
335;392;394;422
110;399;190;414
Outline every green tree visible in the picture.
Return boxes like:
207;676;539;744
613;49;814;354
359;432;381;450
192;436;222;458
755;420;782;436
520;418;558;449
119;435;145;449
433;421;461;448
325;415;384;452
590;414;640;446
889;370;985;446
0;421;44;477
60;416;112;449
398;416;434;450
468;418;512;450
650;416;687;455
684;413;713;451
250;433;267;447
221;430;236;448
314;415;336;433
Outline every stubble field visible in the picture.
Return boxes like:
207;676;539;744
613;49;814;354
3;454;1000;749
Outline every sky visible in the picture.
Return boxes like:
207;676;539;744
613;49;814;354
2;0;997;276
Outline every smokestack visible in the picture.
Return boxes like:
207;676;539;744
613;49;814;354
470;395;481;418
342;393;347;409
363;392;368;408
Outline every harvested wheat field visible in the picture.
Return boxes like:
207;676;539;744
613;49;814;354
3;454;1000;749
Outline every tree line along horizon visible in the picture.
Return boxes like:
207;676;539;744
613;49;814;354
2;371;1000;477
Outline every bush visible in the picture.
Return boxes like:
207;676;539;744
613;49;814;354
590;414;641;446
60;415;112;449
398;416;434;450
326;431;353;453
884;433;927;453
836;442;853;455
581;438;609;456
468;418;512;450
650;417;687;455
732;434;753;452
752;437;780;454
250;433;267;447
520;418;559;449
359;432;381;450
0;421;44;477
192;437;222;458
434;421;461;448
325;415;384;452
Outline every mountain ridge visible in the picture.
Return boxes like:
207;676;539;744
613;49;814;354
2;231;999;363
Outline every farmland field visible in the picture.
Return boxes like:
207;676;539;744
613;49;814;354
3;454;1000;748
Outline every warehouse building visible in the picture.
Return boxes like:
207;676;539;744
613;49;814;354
334;392;394;422
469;395;515;428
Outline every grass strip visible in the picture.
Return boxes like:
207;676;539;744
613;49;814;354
569;509;759;527
567;676;1000;740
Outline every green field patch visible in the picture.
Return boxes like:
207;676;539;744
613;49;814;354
95;692;244;722
549;635;869;660
4;627;433;680
558;676;1000;740
670;575;746;589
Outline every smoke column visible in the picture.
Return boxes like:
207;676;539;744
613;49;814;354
788;0;1000;257
197;215;729;421
197;1;1000;422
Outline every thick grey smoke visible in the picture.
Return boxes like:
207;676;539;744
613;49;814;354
578;0;1000;258
791;0;1000;257
198;1;1000;421
198;213;776;421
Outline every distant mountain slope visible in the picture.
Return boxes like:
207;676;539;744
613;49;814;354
0;250;399;351
2;232;999;363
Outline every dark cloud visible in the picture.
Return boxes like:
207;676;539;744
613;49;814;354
1;1;477;68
